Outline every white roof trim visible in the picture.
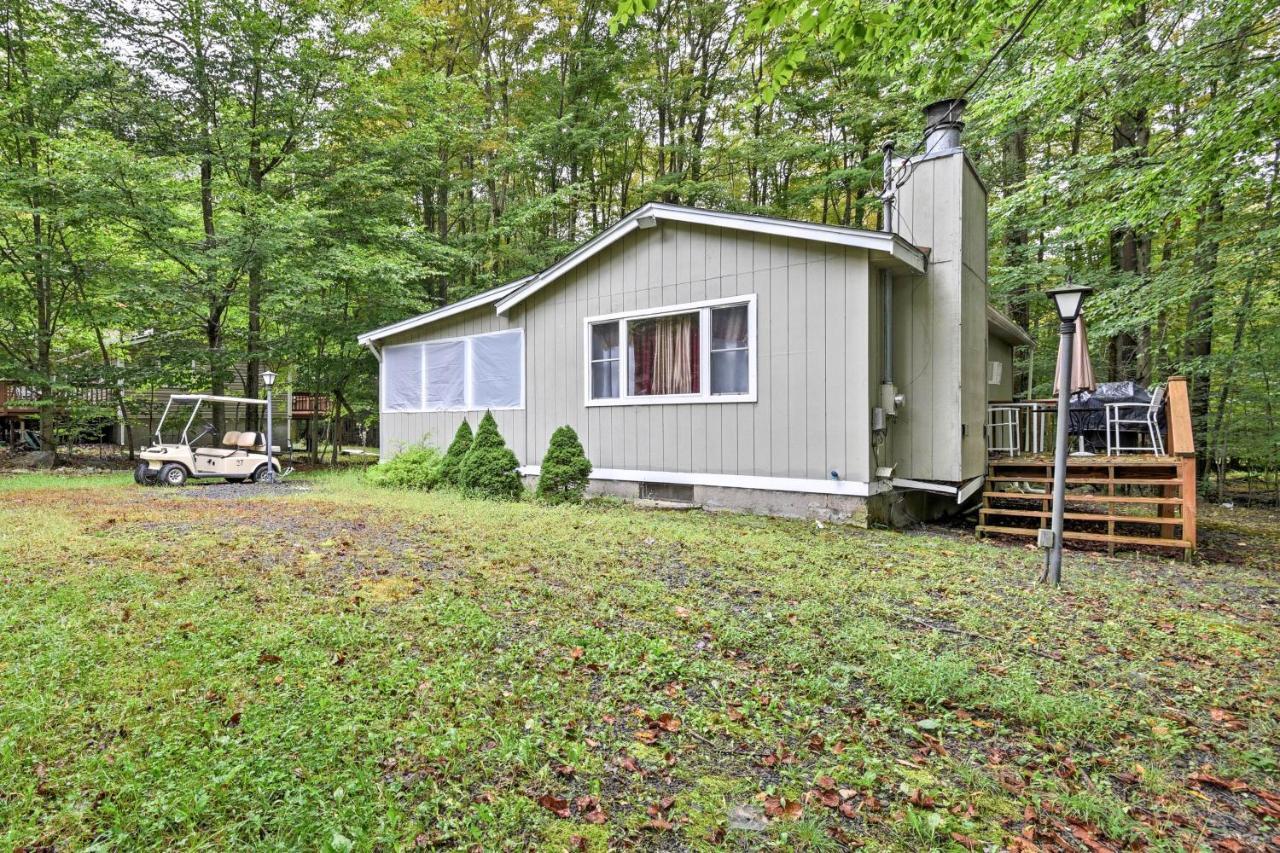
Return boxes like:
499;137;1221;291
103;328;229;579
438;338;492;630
357;278;529;346
494;203;927;315
986;305;1034;346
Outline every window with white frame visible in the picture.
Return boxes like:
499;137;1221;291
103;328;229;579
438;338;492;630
585;296;755;405
381;329;524;412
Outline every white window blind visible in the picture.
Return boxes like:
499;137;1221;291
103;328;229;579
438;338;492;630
471;330;524;409
381;329;523;413
383;344;423;411
426;340;466;410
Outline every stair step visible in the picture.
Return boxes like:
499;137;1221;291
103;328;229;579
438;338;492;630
982;491;1180;505
978;507;1184;525
976;524;1191;549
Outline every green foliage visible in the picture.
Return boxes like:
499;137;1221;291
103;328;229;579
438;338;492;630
438;420;474;487
365;445;444;491
535;425;592;504
1;0;1277;493
459;411;523;500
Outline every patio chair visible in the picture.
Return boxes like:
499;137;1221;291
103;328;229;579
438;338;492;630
986;405;1020;456
1105;384;1165;456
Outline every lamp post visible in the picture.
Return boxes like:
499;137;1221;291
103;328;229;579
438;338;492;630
1043;285;1091;586
260;370;276;484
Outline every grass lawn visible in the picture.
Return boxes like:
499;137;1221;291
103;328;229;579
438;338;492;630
1;472;1277;850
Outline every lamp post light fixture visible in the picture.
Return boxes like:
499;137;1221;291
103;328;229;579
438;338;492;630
260;370;277;484
1042;284;1092;586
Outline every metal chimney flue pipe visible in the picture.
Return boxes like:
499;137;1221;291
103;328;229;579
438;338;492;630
880;139;895;233
922;98;966;155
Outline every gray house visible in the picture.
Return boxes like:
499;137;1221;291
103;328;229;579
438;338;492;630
358;99;1032;524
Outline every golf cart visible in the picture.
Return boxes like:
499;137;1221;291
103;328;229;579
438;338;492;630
135;394;283;486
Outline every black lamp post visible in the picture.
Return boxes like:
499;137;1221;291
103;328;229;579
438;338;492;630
261;370;276;484
1043;285;1091;586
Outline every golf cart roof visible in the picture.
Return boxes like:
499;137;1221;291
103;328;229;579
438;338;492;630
170;394;267;406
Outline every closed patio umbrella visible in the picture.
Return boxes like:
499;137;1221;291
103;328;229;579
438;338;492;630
1053;315;1096;394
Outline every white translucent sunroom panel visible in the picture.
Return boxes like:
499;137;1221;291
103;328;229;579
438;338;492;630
425;340;466;410
470;330;524;409
383;345;423;411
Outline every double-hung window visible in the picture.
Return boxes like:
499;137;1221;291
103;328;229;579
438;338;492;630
381;329;524;412
585;296;755;405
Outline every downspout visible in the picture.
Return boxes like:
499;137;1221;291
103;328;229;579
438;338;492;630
874;141;900;482
881;268;893;387
363;340;383;460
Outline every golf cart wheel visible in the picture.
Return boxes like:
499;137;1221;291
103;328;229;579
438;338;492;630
133;463;148;485
159;463;188;487
250;464;271;484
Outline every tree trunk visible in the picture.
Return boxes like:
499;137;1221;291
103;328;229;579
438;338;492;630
1186;190;1222;473
1107;5;1150;382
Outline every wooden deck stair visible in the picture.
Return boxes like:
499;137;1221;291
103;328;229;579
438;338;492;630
977;376;1198;559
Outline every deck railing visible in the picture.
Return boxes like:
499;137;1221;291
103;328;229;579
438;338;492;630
1;382;115;412
981;375;1198;557
291;392;332;418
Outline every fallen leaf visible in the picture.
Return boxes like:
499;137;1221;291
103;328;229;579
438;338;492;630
909;789;936;808
257;651;282;664
537;793;570;818
1188;772;1247;793
654;713;681;732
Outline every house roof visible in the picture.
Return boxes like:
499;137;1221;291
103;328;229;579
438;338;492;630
357;277;530;347
358;203;928;345
987;305;1035;346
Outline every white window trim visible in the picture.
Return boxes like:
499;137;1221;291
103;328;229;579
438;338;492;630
380;328;525;414
583;294;757;407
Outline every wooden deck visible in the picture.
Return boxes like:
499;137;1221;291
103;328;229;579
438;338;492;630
978;376;1197;559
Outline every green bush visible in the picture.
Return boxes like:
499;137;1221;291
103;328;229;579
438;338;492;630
365;445;444;491
438;419;473;487
535;425;592;504
459;410;523;500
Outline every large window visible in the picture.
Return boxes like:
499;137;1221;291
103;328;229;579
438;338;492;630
381;329;524;413
585;296;755;406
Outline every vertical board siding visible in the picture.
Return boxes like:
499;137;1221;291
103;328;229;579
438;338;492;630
377;221;875;483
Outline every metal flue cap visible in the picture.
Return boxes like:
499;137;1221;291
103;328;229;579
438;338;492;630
922;98;967;155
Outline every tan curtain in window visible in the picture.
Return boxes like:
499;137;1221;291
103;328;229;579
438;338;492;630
652;314;695;394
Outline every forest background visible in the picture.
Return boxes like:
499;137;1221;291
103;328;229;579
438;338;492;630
1;0;1276;491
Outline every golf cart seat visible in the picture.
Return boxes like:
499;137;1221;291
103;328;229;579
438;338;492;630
194;430;244;458
236;431;265;452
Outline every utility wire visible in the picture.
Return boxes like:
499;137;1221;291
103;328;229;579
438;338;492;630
886;0;1052;197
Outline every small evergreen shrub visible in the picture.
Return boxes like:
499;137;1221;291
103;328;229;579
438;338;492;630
536;425;592;504
438;419;473;487
459;410;523;499
365;445;444;491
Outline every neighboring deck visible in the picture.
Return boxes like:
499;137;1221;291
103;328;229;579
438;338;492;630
978;376;1198;559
